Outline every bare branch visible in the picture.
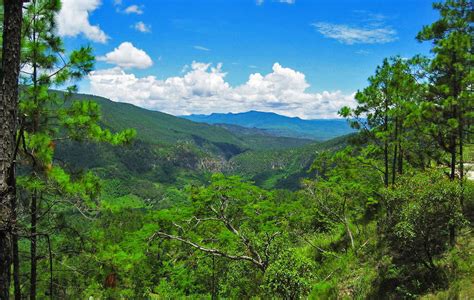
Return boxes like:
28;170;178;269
150;231;266;271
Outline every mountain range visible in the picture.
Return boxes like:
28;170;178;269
57;94;351;191
181;110;355;140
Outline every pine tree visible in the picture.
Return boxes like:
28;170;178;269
417;0;473;181
0;1;25;298
339;57;421;186
17;1;135;298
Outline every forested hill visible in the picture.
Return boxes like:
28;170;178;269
4;1;472;299
69;93;314;154
57;93;348;192
182;110;355;140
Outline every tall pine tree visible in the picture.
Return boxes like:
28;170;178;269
0;1;25;298
417;0;473;181
17;1;134;298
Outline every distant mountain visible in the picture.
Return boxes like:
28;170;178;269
54;93;351;192
181;111;355;140
66;94;314;155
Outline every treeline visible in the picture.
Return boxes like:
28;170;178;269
0;0;472;299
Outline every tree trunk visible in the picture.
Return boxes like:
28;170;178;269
384;99;389;187
30;191;38;300
344;216;355;250
458;116;463;181
12;234;21;300
0;1;24;298
449;103;457;181
30;12;39;297
450;136;456;181
397;119;403;175
392;118;399;185
398;145;403;175
458;107;464;211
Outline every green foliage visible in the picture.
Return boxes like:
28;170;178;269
378;171;466;297
12;1;135;298
416;0;473;179
383;172;463;267
8;1;473;299
263;250;316;298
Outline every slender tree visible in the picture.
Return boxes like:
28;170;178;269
0;1;25;298
16;1;134;298
417;1;472;247
340;57;420;186
417;0;473;181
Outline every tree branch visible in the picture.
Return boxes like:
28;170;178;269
150;231;266;271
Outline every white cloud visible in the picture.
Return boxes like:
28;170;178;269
97;42;153;69
124;5;143;14
193;45;210;51
312;22;397;45
257;0;295;4
88;62;355;119
134;21;151;33
56;0;109;43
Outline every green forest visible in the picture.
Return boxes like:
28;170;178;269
0;0;473;299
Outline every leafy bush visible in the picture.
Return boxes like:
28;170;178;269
263;250;316;299
380;171;465;296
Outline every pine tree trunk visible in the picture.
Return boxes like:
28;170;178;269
458;107;464;211
459;114;463;181
11;179;20;300
0;1;24;298
30;192;37;300
450;103;457;181
30;13;39;297
449;113;457;246
384;98;389;187
450;136;456;181
12;234;21;300
392;117;399;185
398;146;403;175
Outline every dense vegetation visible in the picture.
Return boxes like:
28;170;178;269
0;0;472;299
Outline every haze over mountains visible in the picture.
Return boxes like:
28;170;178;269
182;111;355;140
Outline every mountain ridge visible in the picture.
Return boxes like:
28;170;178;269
181;111;355;140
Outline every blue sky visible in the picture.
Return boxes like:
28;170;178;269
57;0;439;118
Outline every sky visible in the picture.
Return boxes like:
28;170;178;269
56;0;439;119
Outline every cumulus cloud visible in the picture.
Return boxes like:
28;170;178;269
134;21;151;33
124;5;143;14
88;62;355;119
97;42;153;69
56;0;108;43
312;22;397;44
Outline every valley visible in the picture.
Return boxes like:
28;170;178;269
0;1;472;298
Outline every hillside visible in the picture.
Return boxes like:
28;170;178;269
182;110;355;140
228;134;352;189
56;93;341;193
70;93;314;154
